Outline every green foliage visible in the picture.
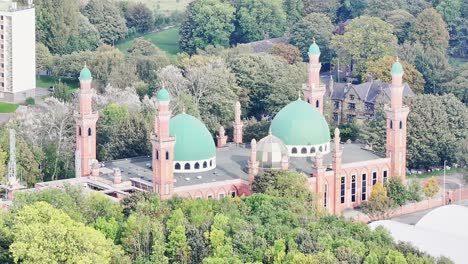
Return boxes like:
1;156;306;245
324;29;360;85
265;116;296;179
410;8;449;55
384;250;408;264
290;13;334;62
423;177;440;198
361;183;396;220
124;2;154;33
384;9;415;44
36;43;53;74
406;180;423;202
243;118;270;144
25;97;35;106
331;16;397;72
303;0;340;22
252;170;314;202
283;0;304;26
270;43;302;64
337;121;360;142
51;81;71;103
233;0;287;43
386;177;408;206
364;252;379;264
359;103;386;153
179;0;235;54
83;0;129;43
10;202;120;264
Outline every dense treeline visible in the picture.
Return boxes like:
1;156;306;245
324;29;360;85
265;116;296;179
0;171;454;263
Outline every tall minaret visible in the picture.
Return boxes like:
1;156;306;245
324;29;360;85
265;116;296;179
152;88;176;199
304;38;325;114
332;128;342;214
385;58;409;182
233;101;243;144
75;65;99;177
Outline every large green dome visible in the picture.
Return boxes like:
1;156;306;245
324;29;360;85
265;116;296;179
270;99;330;146
170;113;216;161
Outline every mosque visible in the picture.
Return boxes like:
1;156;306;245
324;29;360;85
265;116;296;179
5;42;409;214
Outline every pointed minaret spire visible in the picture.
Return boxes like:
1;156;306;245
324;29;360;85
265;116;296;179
304;40;325;114
248;138;259;185
233;101;243;144
217;126;228;147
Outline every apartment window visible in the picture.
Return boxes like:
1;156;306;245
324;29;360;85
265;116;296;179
362;174;367;201
1;44;3;49
365;103;374;111
1;64;3;68
350;95;355;100
0;25;3;29
340;176;345;204
383;170;388;184
1;35;3;40
1;82;3;87
347;114;355;123
351;175;356;202
324;183;328;208
0;16;3;20
334;101;340;109
372;172;377;186
348;103;355;110
0;73;3;77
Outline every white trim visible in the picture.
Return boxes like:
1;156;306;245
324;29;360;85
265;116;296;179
173;157;216;173
287;142;330;157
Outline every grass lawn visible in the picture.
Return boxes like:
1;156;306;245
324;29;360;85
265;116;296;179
407;167;464;179
37;76;79;91
116;27;181;55
0;102;19;113
449;56;468;66
127;0;193;13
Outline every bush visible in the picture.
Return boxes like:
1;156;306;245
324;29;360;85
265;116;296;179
25;97;35;105
386;177;408;206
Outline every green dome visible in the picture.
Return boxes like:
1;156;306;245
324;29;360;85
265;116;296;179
391;61;404;75
79;67;92;81
157;88;170;101
308;42;321;55
170;113;216;161
270;99;330;146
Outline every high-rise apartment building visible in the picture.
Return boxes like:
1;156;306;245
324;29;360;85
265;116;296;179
0;0;35;102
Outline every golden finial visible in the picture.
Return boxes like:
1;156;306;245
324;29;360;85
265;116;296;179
313;36;316;43
396;56;399;62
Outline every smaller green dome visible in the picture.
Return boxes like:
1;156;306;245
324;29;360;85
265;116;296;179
308;42;321;55
79;67;92;81
391;61;404;75
157;88;170;101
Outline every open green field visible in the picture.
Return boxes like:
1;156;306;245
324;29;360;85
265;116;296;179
116;27;181;55
0;102;19;113
449;56;468;67
37;76;80;91
407;167;464;179
127;0;193;13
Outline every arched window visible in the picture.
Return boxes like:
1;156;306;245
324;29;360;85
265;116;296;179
156;150;159;160
175;163;181;170
324;145;327;151
194;163;200;169
390;120;393;129
301;147;307;154
184;163;191;170
78;127;81;136
307;99;310;103
310;147;316;153
165;151;169;160
399;121;403;129
88;128;92;136
292;147;297;154
210;160;213;166
316;100;319;108
203;161;207;168
319;146;323;152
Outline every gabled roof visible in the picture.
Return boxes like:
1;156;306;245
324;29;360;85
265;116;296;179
330;80;414;103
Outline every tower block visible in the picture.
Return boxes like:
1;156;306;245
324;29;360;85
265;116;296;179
75;66;99;177
304;39;325;114
385;58;409;182
152;88;176;199
233;101;243;144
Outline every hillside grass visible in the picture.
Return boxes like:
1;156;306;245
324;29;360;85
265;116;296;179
0;102;19;113
116;27;181;55
37;76;80;92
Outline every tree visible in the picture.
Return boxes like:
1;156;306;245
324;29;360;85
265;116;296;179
361;183;395;220
51;80;71;103
252;170;314;201
36;43;52;75
0;145;7;184
303;0;340;22
290;13;334;62
423;177;440;198
243;118;270;143
359;104;386;153
441;63;468;104
233;0;287;43
384;9;415;44
363;56;425;94
34;0;80;54
386;177;408;206
331;16;397;72
65;14;101;53
10;202;121;263
363;0;406;18
83;0;128;43
384;250;408;264
436;0;462;29
179;0;235;54
270;43;302;64
124;2;154;33
406;180;422;202
90;45;125;85
409;8;449;55
283;0;304;26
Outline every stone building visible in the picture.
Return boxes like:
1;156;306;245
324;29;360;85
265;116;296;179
3;41;410;215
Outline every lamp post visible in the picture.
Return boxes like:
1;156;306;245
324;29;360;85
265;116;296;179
443;160;446;205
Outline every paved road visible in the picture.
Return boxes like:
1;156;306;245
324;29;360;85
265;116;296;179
392;199;468;225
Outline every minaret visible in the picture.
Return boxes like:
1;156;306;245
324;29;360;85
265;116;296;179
304;38;325;114
314;151;326;207
248;138;259;184
151;88;176;199
233;101;243;144
332;128;342;214
217;126;227;147
75;65;99;177
385;58;409;182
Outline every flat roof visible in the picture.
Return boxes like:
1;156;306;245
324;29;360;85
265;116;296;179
102;142;385;187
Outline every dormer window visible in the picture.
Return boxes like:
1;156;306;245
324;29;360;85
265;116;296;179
350;95;355;100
